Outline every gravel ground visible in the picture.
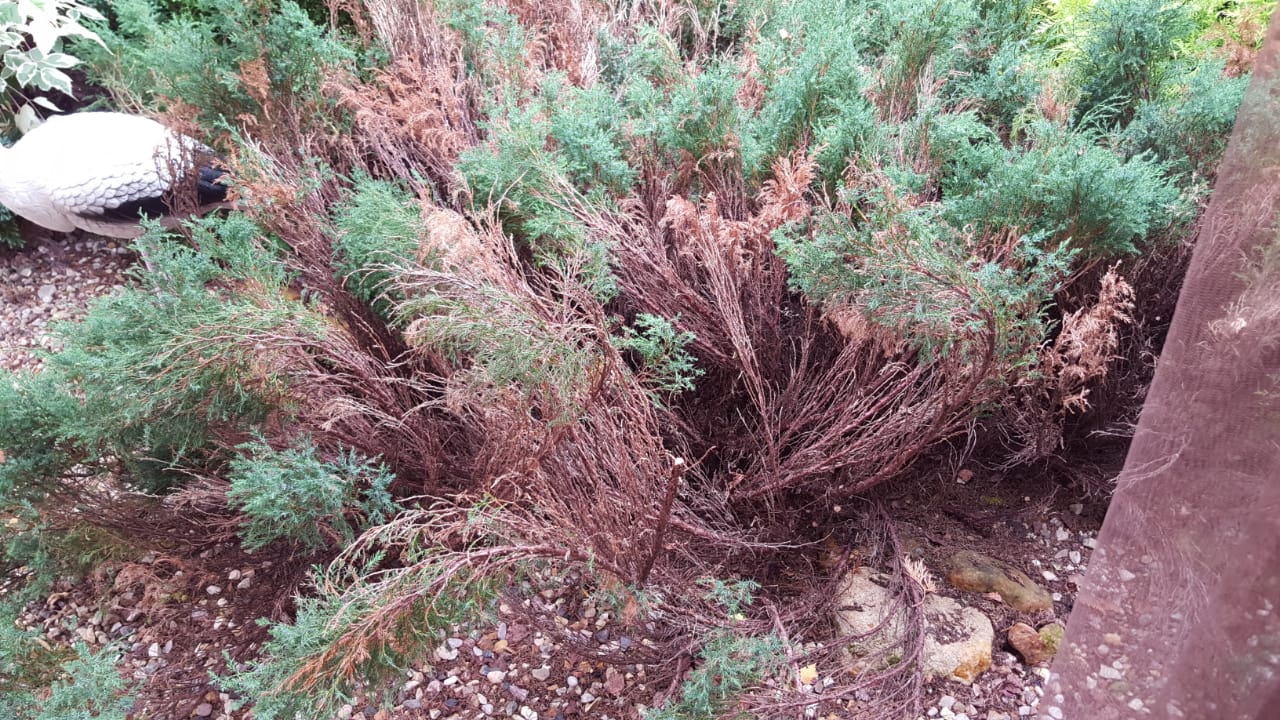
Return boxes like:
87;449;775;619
15;515;1094;720
1;233;135;373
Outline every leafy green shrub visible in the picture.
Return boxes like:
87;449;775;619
439;0;529;95
940;121;1182;256
781;202;1070;366
221;541;504;719
0;0;104;127
615;313;703;398
543;76;635;194
1070;0;1195;128
0;3;1250;716
457;99;618;301
738;1;879;184
0;205;23;248
331;176;422;320
644;631;784;720
18;644;134;720
227;436;401;552
0;215;322;496
699;577;761;616
0;600;69;707
1122;58;1250;183
2;512;136;602
949;0;1044;132
395;268;605;420
0;216;326;606
868;0;979;120
79;0;354;123
645;579;783;720
623;58;743;170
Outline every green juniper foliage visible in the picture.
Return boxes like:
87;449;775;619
0;216;320;497
0;205;22;249
1121;57;1250;182
18;643;134;720
699;577;762;616
458;95;620;302
646;578;784;720
221;548;504;720
2;515;136;602
939;120;1183;256
1069;0;1196;129
439;0;529;96
78;0;354;123
0;216;324;600
331;175;423;321
227;436;401;552
395;273;605;420
737;0;878;184
779;201;1072;366
0;600;70;708
615;314;703;397
644;631;786;720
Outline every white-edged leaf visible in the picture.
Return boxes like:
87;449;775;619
43;52;79;69
37;66;73;95
72;6;107;23
58;20;104;48
0;30;25;50
3;49;27;70
27;19;57;53
15;61;38;87
31;95;61;111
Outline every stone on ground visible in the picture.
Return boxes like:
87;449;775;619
945;550;1053;612
836;567;994;683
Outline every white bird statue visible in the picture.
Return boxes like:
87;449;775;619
0;112;231;239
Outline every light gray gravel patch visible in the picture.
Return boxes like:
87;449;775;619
1;234;135;372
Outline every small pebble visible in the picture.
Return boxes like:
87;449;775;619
435;645;458;661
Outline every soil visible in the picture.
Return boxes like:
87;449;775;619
3;233;1119;720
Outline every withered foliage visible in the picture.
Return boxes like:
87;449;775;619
505;0;603;86
1003;268;1137;467
326;59;477;206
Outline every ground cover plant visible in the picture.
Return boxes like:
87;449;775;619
0;0;1271;716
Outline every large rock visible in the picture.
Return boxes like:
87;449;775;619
1006;621;1066;665
836;568;994;683
945;550;1053;612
